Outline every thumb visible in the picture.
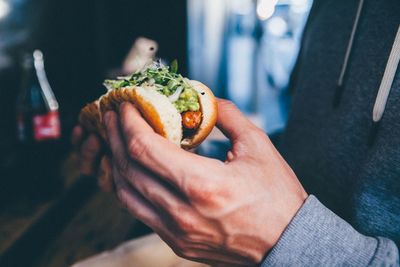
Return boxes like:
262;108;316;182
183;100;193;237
216;99;270;161
216;98;258;142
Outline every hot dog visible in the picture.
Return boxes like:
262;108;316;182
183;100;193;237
79;61;217;149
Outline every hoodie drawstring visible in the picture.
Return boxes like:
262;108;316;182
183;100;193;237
333;0;365;107
334;0;400;123
337;0;365;88
372;26;400;122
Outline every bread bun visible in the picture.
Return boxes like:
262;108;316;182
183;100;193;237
78;101;106;140
181;81;217;149
79;82;217;149
100;86;182;146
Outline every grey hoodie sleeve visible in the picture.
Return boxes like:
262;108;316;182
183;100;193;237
261;195;399;266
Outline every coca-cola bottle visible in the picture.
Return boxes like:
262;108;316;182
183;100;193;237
16;50;61;142
16;50;63;201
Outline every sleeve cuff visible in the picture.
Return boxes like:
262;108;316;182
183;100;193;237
369;237;399;266
261;195;380;266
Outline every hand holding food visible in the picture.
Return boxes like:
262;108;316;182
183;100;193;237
79;60;217;149
103;99;308;266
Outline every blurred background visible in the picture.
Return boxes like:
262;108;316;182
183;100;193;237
189;0;311;133
0;0;312;266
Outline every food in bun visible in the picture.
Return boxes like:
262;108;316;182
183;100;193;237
79;60;217;149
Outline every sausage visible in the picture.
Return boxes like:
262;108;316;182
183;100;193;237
182;111;202;130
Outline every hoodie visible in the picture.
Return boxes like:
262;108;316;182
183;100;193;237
262;0;400;265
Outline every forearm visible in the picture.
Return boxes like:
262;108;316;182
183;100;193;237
262;195;399;266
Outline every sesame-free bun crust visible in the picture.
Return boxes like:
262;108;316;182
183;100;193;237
79;81;217;149
181;81;217;149
99;86;182;146
79;101;106;140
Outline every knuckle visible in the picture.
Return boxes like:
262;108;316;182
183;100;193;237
203;181;218;195
247;127;268;145
117;190;129;209
131;206;146;220
141;184;160;202
127;134;149;159
115;157;130;177
190;180;231;210
218;99;237;110
190;181;218;203
175;212;196;234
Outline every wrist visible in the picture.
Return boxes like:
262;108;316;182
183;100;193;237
232;190;308;264
261;188;309;257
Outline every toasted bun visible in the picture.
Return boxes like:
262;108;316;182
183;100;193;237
78;101;106;140
181;81;217;149
79;82;217;148
99;87;182;146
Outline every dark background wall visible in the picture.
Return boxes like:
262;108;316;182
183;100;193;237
39;0;188;135
0;0;187;154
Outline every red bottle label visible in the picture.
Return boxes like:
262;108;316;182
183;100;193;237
33;111;61;141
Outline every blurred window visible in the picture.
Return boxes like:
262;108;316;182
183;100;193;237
188;0;313;134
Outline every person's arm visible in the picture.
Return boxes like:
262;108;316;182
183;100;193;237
101;99;308;266
262;195;399;266
76;99;398;266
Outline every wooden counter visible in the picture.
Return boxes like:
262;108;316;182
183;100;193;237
32;190;152;267
0;154;152;267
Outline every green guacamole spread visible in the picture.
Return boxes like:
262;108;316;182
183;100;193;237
104;60;200;113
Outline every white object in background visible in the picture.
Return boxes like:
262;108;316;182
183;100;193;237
257;0;278;21
71;234;208;267
0;0;10;20
122;37;158;75
267;17;288;37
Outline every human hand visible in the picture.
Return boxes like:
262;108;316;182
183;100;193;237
104;100;308;266
71;125;113;192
